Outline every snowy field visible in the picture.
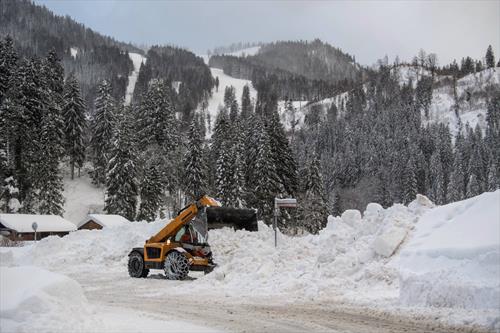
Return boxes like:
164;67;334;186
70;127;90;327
1;191;499;332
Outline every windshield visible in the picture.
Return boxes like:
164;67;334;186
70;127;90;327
174;223;207;244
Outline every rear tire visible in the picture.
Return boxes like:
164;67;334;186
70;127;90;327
128;251;149;278
164;251;190;280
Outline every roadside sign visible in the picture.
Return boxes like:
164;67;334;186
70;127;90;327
32;222;38;242
273;198;298;247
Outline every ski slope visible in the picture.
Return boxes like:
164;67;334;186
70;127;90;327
202;67;257;138
124;52;146;106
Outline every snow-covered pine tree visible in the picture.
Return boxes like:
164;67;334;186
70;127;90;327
429;151;445;204
223;86;236;110
62;74;86;179
253;123;279;223
229;99;239;123
229;121;246;207
91;80;115;186
240;85;252;119
36;107;65;215
448;151;466;202
485;45;495;69
266;108;298;196
137;162;164;222
138;79;178;150
402;156;418;204
487;161;499;191
104;105;138;221
0;36;18;104
303;151;328;233
184;118;207;201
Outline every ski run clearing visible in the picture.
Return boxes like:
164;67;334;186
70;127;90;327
124;52;146;106
1;190;499;332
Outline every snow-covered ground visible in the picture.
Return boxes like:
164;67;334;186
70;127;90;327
1;191;499;332
62;171;104;225
0;266;219;333
124;52;146;106
202;68;257;138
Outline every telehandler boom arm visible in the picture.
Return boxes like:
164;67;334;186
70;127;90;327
146;195;221;244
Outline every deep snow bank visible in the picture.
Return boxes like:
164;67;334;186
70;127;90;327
399;190;500;309
0;266;95;333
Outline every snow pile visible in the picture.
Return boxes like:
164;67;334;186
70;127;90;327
3;221;164;275
193;199;432;300
399;190;500;310
0;266;96;333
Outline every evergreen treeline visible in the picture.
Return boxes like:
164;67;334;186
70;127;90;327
291;63;500;216
0;0;140;111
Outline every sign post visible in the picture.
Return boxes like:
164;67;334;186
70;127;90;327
32;222;38;242
273;198;297;247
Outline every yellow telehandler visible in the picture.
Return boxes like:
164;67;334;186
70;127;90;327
128;195;257;280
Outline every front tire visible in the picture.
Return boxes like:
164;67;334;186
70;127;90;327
128;251;149;278
164;251;190;280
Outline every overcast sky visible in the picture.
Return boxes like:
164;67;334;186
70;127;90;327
36;0;499;66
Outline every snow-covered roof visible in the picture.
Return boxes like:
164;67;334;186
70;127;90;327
78;214;129;229
0;214;77;233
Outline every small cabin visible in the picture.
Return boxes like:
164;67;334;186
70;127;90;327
0;214;77;241
77;214;129;230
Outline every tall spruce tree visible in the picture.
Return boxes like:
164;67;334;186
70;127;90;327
62;74;86;179
485;45;495;69
241;85;252;119
91;80;115;186
184;119;207;201
104;106;138;220
402;156;418;204
137;161;164;222
303;151;328;233
253;123;279;223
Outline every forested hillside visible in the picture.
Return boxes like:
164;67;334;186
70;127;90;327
0;0;141;110
132;45;213;126
209;40;362;101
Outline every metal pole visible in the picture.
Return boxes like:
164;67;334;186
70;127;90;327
273;200;277;248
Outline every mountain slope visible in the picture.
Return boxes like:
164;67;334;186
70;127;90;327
0;0;143;109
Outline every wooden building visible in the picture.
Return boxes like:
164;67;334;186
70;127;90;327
0;214;77;241
77;214;129;230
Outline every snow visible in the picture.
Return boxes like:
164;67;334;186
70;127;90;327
288;67;499;137
225;46;261;57
0;214;76;233
62;171;104;225
70;47;77;58
202;68;257;138
78;214;129;229
2;191;499;330
399;190;500;310
124;52;146;106
0;266;218;333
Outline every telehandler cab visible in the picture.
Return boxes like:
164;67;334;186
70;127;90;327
128;195;257;280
